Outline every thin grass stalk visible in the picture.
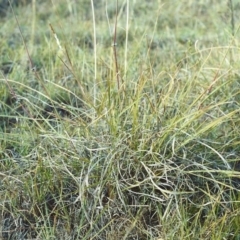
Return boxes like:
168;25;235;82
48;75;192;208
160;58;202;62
105;0;111;36
228;0;235;37
124;0;129;86
228;0;235;66
30;0;36;53
113;0;121;90
91;0;97;110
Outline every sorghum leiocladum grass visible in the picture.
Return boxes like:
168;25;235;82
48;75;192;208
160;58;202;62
1;0;240;239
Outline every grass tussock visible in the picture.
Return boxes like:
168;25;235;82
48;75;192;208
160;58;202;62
1;0;240;239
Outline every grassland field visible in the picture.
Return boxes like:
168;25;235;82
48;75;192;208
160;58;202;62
0;0;240;239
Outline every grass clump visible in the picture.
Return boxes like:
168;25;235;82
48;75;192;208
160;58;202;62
1;0;240;239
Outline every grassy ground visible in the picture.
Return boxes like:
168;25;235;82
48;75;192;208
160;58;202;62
1;0;240;239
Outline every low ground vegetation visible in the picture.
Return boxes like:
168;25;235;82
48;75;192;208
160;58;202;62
0;0;240;239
